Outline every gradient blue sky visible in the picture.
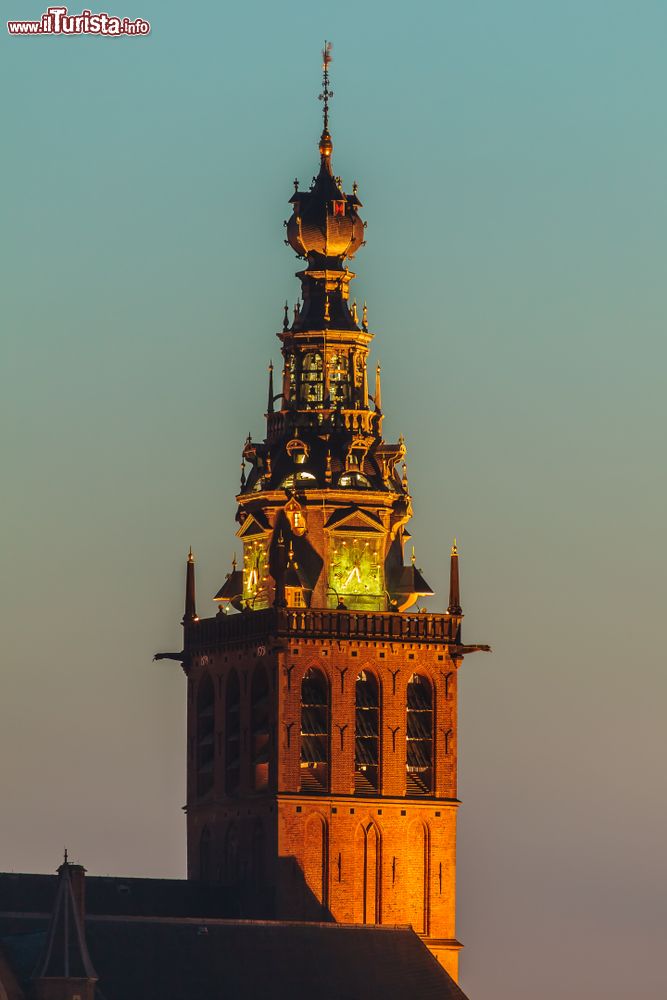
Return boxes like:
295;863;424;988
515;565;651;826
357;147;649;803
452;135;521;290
1;2;666;998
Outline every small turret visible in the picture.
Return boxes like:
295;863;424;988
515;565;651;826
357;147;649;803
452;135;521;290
183;547;198;624
267;361;275;414
32;855;98;1000
448;539;462;616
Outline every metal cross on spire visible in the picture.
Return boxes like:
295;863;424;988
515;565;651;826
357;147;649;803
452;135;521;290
318;41;334;132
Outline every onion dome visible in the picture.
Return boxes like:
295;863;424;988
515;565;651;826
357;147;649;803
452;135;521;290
286;44;364;267
286;146;364;265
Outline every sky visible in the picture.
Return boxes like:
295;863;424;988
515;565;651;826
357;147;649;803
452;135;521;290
1;1;666;997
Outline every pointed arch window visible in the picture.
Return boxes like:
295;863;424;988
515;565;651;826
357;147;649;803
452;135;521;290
407;821;430;934
251;665;270;792
300;352;324;406
406;673;433;795
300;668;330;792
225;670;241;795
196;674;215;798
355;671;380;793
354;821;380;924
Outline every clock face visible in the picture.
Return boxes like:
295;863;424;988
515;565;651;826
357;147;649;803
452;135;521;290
243;539;269;608
330;536;383;598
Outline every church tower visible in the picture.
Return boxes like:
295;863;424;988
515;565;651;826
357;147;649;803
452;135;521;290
169;46;488;983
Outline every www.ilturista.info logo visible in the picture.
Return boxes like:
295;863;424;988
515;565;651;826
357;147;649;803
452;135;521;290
7;6;150;35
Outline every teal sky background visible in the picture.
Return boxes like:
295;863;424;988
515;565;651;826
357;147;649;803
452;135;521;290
1;2;666;997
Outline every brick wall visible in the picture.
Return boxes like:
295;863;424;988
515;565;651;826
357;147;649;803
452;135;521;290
186;632;462;978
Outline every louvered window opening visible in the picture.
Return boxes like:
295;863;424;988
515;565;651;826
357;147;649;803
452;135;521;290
300;670;329;792
196;676;215;798
251;667;270;792
355;671;380;794
225;671;241;795
300;352;324;406
406;674;433;795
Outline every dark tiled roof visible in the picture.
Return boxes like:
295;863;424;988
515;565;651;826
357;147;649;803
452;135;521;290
0;873;237;919
214;569;244;602
0;914;469;1000
394;564;434;596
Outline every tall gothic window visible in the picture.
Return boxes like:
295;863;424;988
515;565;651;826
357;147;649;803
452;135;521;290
407;821;430;934
300;352;324;406
355;671;380;793
196;674;214;798
251;665;270;792
300;668;330;792
303;814;328;917
354;821;380;924
225;670;241;795
328;352;350;405
406;673;433;795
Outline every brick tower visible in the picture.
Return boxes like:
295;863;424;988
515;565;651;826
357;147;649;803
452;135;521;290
160;45;489;983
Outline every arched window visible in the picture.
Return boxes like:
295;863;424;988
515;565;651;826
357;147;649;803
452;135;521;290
354;821;380;924
280;470;317;489
300;352;324;406
196;674;215;798
199;827;211;881
328;352;350;405
225;670;241;795
300;668;330;792
407;821;430;934
355;671;380;793
338;472;371;488
251;665;270;792
406;673;433;795
303;814;328;916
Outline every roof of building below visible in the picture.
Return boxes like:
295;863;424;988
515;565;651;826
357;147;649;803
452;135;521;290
0;913;469;1000
0;873;237;920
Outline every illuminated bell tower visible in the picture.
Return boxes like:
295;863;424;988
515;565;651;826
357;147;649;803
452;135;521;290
167;45;489;984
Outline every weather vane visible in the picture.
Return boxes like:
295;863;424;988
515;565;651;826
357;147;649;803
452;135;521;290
318;41;334;132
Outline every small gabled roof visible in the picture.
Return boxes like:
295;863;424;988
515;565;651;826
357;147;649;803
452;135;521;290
214;570;244;603
33;862;97;982
394;564;434;596
236;510;271;539
325;505;384;533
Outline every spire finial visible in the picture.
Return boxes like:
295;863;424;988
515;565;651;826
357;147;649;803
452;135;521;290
63;847;68;865
451;537;458;556
318;42;334;162
362;301;368;331
411;546;416;566
375;362;382;412
188;546;194;563
282;300;289;331
232;552;237;571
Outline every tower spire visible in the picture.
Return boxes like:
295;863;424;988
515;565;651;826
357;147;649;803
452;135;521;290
318;41;334;165
183;547;197;624
375;362;382;412
448;538;462;615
